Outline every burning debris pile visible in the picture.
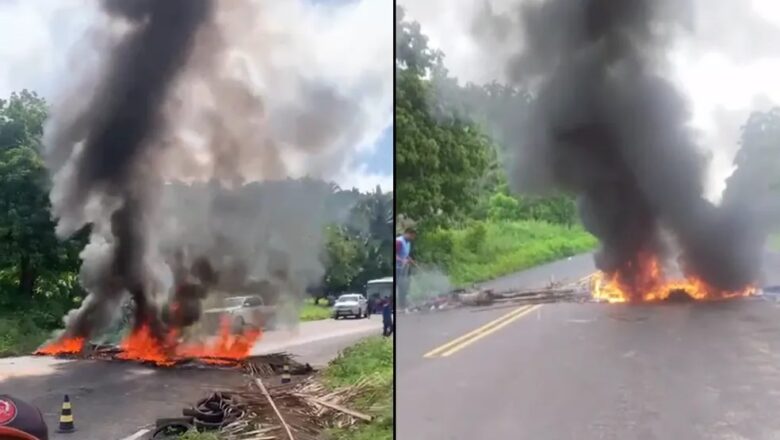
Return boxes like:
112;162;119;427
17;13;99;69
35;317;260;368
590;253;757;303
477;0;768;303
35;0;373;361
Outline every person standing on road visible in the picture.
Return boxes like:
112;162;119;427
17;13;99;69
395;227;416;310
382;298;393;337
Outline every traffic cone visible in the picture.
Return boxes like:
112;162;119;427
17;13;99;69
56;395;76;433
281;363;291;384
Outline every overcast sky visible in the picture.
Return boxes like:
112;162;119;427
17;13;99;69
402;0;780;200
0;0;393;193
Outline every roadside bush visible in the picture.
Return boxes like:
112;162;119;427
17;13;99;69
463;221;487;253
416;228;454;268
300;298;332;322
487;193;521;221
0;316;49;357
417;220;597;286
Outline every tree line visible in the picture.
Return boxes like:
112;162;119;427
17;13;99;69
0;90;393;327
395;7;579;235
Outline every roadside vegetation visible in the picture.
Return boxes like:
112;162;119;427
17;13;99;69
396;7;597;291
178;431;219;440
322;336;393;440
0;316;50;357
0;90;392;357
299;298;333;322
421;220;597;287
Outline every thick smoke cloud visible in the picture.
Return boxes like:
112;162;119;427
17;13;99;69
43;0;385;340
45;0;212;340
473;0;764;296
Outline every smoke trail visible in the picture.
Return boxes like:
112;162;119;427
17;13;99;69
475;0;763;296
43;0;213;339
42;0;391;341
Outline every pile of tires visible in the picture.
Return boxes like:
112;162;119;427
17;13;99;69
152;392;245;439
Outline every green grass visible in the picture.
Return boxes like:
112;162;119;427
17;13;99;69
299;298;333;322
322;337;393;440
178;430;219;440
0;316;49;357
421;220;598;287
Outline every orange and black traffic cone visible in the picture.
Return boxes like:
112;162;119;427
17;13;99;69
56;394;75;433
281;363;291;384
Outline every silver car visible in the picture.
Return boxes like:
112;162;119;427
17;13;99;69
332;294;369;319
203;295;276;332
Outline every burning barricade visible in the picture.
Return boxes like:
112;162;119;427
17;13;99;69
423;255;759;311
589;253;757;304
36;316;261;368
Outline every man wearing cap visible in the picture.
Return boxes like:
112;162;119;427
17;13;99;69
0;395;48;440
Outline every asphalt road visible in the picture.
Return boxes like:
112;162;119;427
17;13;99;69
398;252;780;440
0;317;381;440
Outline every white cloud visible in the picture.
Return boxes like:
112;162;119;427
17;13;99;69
335;162;393;193
400;0;780;199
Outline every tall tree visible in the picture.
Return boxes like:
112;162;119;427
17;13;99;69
0;91;83;299
396;7;492;226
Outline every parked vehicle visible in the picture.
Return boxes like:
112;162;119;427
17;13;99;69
332;293;369;319
203;295;276;332
366;276;393;314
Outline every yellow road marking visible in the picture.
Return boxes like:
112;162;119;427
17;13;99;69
424;305;542;358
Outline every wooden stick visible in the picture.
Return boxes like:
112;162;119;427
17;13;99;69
254;378;295;440
296;394;373;422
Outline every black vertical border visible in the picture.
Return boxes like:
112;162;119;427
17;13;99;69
391;2;398;439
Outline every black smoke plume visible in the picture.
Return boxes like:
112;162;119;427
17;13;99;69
42;0;386;345
490;0;763;297
46;0;213;340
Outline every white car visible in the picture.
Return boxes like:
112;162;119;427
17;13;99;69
203;295;276;332
332;294;369;319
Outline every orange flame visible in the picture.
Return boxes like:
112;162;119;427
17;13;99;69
37;317;262;367
116;317;262;366
177;318;262;365
591;253;757;303
35;337;86;355
117;324;176;366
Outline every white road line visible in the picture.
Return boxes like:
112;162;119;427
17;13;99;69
119;428;151;440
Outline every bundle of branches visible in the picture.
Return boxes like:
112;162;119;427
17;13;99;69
243;353;314;377
228;381;322;440
224;364;377;439
457;274;596;309
293;376;378;429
